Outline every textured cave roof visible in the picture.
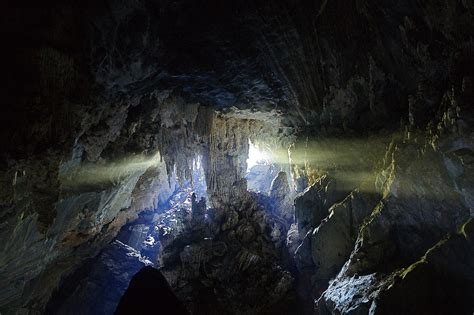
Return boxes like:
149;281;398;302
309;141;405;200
2;0;474;156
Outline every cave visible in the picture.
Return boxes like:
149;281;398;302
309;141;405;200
1;0;473;314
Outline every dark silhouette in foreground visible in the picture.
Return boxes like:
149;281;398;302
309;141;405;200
115;266;188;315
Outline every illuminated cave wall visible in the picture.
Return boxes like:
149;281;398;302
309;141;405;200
1;0;474;314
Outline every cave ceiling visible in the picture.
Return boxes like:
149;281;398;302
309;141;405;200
4;0;472;155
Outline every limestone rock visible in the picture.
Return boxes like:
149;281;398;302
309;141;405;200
311;190;379;287
246;164;279;194
45;240;152;315
286;223;300;257
294;175;343;236
158;191;296;313
1;0;474;313
346;145;470;277
269;171;295;223
319;219;474;315
115;266;188;315
372;221;474;314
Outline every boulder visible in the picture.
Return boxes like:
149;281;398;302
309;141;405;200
311;191;378;287
269;171;295;222
294;175;344;237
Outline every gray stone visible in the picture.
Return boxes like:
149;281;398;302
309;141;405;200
294;175;343;236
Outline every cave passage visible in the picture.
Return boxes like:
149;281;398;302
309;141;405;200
48;143;298;314
46;162;208;314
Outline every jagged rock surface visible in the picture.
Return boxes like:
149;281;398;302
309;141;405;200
246;164;280;194
45;240;152;315
1;0;473;313
157;190;297;314
269;171;295;223
319;218;474;315
311;191;379;291
316;102;474;314
294;175;345;237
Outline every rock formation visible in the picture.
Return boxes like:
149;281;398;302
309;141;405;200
1;0;473;314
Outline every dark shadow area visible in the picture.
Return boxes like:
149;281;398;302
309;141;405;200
115;266;188;315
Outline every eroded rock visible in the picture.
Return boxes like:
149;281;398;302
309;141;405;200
294;175;344;237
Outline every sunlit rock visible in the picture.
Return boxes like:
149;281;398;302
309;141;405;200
1;0;474;313
294;175;344;237
246;163;279;194
310;190;379;290
269;171;295;223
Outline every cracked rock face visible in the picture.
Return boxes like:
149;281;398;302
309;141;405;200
154;190;297;314
316;105;474;314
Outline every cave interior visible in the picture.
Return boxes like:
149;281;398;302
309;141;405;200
1;0;474;314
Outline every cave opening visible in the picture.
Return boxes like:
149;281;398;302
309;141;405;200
247;140;271;171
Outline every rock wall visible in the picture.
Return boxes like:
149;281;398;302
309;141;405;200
45;240;152;315
245;0;474;133
158;190;297;314
0;154;174;313
288;83;474;313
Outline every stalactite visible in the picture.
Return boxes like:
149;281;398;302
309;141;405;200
154;93;291;208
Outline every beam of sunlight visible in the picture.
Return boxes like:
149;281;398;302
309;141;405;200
60;152;163;192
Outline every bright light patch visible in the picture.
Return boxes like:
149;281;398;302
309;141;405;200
247;140;269;170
